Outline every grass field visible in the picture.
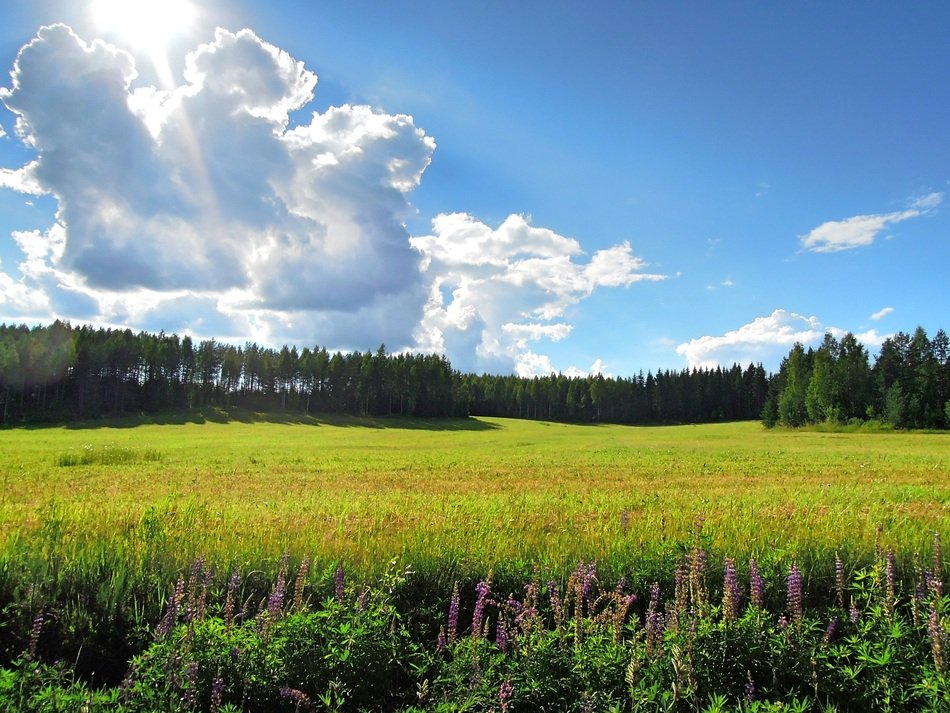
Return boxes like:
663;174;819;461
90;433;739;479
2;412;947;582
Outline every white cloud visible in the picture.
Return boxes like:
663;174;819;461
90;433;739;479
0;24;435;346
0;123;5;138
676;309;892;370
706;278;734;291
870;306;894;321
800;192;943;253
676;309;823;369
411;213;665;375
563;358;611;378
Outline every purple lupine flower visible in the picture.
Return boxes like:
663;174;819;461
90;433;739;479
156;578;184;639
25;613;43;661
778;613;789;630
849;599;860;624
722;558;742;623
223;569;241;628
744;676;756;702
333;563;345;601
823;616;841;645
645;581;664;657
496;617;510;653
548;580;564;628
835;554;846;608
498;680;514;713
182;660;199;708
787;564;804;626
928;604;946;673
472;580;491;637
580;561;597;603
447;582;460;646
436;626;447;653
689;547;708;613
749;557;765;610
210;676;224;713
280;686;314;709
293;556;311;612
268;560;288;621
885;549;896;622
355;588;369;612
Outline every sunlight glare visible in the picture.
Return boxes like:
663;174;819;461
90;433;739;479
90;0;196;56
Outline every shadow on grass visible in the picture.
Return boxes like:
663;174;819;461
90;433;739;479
43;407;502;432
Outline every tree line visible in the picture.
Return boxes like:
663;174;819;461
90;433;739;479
0;321;769;426
762;327;950;429
1;321;946;429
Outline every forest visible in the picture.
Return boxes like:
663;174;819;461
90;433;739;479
0;320;947;429
762;326;950;430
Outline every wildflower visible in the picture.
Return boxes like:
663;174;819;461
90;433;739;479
645;581;664;657
156;578;184;639
436;626;447;653
280;686;314;710
823;616;841;645
722;558;742;623
472;580;491;637
447;582;460;646
929;604;946;673
25;613;43;661
786;564;804;627
223;569;241;629
498;680;514;713
293;556;310;612
849;600;860;625
210;676;224;713
778;614;789;630
496;617;510;653
885;549;896;622
548;580;564;631
689;546;708;614
333;562;345;600
749;557;765;610
181;660;199;708
268;559;288;621
744;673;756;702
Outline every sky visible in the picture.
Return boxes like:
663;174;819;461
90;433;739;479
0;1;947;378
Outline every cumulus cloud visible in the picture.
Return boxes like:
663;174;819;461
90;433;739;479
800;192;943;253
0;24;434;347
411;213;665;375
870;306;894;321
675;309;892;369
1;23;664;374
676;309;822;369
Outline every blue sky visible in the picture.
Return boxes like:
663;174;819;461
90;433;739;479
1;1;947;377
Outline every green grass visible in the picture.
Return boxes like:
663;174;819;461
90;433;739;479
2;412;947;581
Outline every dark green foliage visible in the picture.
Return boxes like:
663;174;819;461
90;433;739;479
763;326;950;430
1;546;948;711
1;321;771;427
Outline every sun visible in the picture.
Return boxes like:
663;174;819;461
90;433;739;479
90;0;196;57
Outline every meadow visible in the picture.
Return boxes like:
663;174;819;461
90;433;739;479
0;413;948;710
